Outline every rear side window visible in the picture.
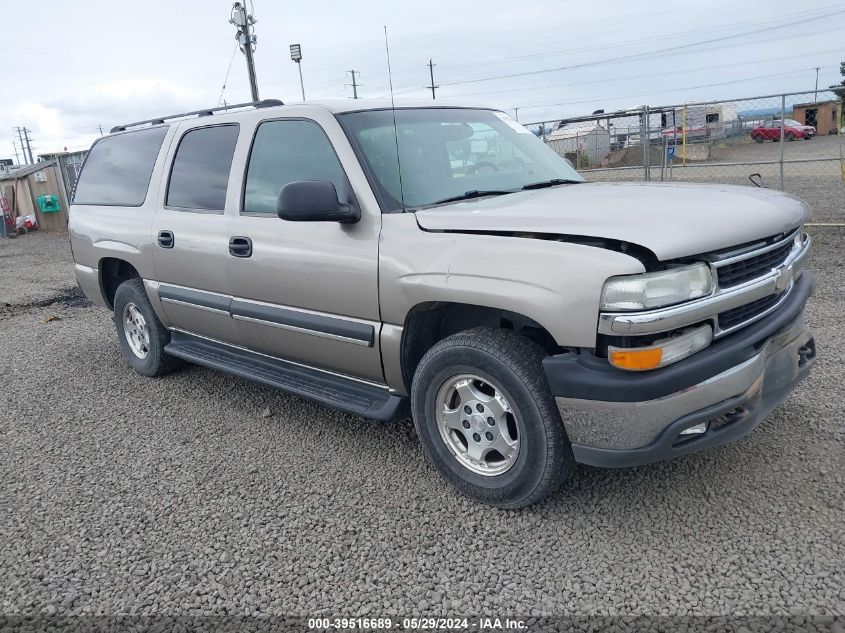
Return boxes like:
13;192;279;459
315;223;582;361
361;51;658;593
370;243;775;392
243;120;349;214
74;127;168;206
167;125;239;211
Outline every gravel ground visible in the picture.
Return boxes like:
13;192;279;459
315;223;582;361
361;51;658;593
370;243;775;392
0;228;842;628
0;232;76;309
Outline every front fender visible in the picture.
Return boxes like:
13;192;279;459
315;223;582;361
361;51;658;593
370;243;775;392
379;213;646;348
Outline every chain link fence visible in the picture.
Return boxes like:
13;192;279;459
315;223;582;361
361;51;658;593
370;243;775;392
529;90;845;222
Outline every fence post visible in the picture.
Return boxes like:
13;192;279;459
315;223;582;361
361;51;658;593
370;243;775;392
641;105;650;181
575;132;580;170
779;94;785;190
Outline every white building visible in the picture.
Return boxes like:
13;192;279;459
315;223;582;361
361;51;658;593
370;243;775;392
545;122;611;166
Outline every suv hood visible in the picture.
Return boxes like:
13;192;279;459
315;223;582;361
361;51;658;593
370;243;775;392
414;182;810;260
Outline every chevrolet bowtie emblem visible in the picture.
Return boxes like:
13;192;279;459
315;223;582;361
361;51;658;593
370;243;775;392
775;266;793;292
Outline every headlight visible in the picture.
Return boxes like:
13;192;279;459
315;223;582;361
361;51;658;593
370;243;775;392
600;263;713;311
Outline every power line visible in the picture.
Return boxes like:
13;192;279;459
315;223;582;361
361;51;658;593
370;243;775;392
437;9;845;88
426;5;844;74
518;66;832;112
364;22;844;100
448;47;845;100
348;4;844;94
217;42;240;106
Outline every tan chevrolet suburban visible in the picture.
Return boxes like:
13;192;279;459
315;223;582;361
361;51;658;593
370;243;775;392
69;99;816;508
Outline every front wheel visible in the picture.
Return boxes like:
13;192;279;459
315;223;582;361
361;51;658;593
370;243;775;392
411;327;574;508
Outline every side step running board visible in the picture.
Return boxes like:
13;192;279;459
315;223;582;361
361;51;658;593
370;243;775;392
165;332;407;422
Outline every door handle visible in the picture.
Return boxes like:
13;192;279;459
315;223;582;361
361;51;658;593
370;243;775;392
158;230;174;248
229;236;252;258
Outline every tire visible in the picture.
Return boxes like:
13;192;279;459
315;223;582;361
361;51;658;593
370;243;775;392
113;278;183;377
785;132;794;142
411;327;574;508
753;135;764;143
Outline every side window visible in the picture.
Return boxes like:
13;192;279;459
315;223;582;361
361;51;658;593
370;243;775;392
243;120;349;214
167;125;239;211
73;126;168;206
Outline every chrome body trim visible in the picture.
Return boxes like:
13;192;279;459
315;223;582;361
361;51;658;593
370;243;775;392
598;232;810;337
706;228;799;266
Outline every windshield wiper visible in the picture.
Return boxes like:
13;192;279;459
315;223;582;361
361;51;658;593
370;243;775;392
430;190;515;205
521;178;580;190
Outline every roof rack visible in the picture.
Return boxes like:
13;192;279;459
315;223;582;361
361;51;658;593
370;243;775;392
109;99;284;133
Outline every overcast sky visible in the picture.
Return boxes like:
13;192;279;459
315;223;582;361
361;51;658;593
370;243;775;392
1;0;843;159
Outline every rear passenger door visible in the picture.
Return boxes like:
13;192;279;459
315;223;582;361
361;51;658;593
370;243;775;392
151;123;241;344
225;117;383;383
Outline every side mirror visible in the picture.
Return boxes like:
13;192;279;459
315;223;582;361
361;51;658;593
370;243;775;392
276;180;360;223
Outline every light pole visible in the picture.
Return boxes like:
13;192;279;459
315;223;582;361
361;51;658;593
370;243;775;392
814;67;820;101
290;44;305;101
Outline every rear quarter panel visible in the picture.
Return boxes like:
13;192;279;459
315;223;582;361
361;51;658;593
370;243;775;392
68;127;177;307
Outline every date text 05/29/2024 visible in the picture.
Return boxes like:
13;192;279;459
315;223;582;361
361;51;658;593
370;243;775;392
307;616;527;630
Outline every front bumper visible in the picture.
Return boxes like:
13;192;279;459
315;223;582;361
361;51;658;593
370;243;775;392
544;272;816;467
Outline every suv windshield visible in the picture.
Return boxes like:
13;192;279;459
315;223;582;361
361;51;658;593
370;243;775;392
339;108;584;212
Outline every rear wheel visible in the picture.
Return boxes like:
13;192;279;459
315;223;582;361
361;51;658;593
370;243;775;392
113;278;183;377
411;327;574;508
785;132;795;141
753;134;764;143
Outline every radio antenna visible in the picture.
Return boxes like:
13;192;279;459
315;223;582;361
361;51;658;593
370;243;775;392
384;25;405;211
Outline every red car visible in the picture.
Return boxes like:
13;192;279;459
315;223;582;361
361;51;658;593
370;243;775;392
751;120;814;142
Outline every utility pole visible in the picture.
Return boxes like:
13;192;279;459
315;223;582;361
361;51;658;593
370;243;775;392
11;141;20;165
346;70;361;99
22;128;35;164
513;107;520;122
426;59;438;100
230;1;260;102
98;124;105;137
814;67;820;101
14;128;28;164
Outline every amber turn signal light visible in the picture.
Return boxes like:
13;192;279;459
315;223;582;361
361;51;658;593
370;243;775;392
609;347;664;371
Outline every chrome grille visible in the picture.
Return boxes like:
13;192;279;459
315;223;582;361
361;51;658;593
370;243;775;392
716;240;793;288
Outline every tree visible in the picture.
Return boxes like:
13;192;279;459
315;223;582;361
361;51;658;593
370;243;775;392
829;61;845;100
